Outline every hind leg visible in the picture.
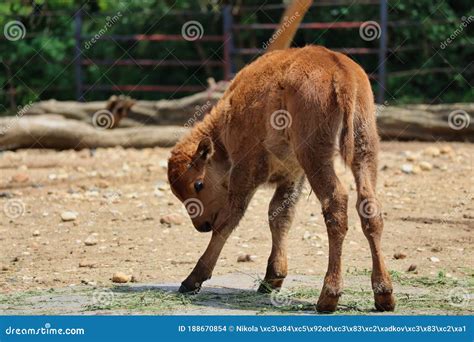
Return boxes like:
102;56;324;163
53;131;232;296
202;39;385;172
258;176;304;293
296;148;349;312
352;146;395;311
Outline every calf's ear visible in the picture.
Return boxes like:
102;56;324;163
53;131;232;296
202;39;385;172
196;137;214;161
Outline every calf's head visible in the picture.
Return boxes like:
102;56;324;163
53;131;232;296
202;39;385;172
168;137;229;233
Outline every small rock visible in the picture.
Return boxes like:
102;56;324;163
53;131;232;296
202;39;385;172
407;264;417;272
32;230;40;237
402;151;417;161
316;250;324;256
393;252;407;259
130;275;138;283
412;165;422;174
419;161;432;171
0;192;13;198
96;180;110;188
440;145;454;155
401;164;413;174
156;181;168;191
1;265;10;271
159;160;168;169
84;234;98;246
160;213;184;226
11;173;29;183
429;256;440;263
302;231;312;240
61;211;78;222
112;272;131;283
424;146;440;157
431;246;442;252
79;261;97;268
237;254;254;262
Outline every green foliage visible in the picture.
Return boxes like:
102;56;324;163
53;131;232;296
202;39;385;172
0;0;472;110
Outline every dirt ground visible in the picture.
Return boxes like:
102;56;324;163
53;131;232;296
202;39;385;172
0;141;472;315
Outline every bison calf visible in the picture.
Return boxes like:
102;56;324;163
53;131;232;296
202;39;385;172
168;45;395;312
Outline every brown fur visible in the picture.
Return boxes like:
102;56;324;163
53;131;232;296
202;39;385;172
168;45;395;312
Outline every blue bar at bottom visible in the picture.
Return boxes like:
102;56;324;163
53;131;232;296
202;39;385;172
0;315;472;341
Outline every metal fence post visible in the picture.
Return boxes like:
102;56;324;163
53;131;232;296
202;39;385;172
222;5;235;80
377;0;388;104
74;8;83;101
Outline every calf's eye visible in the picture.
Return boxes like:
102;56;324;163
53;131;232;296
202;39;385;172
194;180;204;193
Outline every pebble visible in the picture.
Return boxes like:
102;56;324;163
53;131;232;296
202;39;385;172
112;272;131;283
419;161;433;171
160;213;184;226
159;160;168;169
61;211;78;221
156;181;168;191
407;264;417;272
412;165;422;174
424;146;440;157
440;145;454;155
32;230;40;237
11;173;29;183
79;261;97;268
84;234;98;246
393;252;407;259
237;254;255;262
401;164;413;174
429;256;440;263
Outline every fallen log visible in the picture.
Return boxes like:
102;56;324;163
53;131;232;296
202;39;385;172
7;100;474;150
23;79;228;127
377;103;473;142
0;115;187;150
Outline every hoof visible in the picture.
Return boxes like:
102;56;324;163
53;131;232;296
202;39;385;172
178;282;201;294
374;293;396;311
257;278;284;294
257;283;278;294
316;295;339;313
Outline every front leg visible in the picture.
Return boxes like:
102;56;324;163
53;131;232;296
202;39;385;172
179;162;263;293
258;176;304;293
179;225;233;293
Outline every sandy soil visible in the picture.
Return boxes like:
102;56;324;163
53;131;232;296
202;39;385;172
0;142;472;314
